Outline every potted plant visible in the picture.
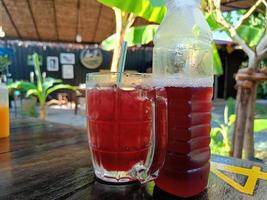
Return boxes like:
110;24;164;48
9;53;76;120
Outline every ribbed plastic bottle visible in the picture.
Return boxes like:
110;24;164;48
153;0;213;197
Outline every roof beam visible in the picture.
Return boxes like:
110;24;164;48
222;0;251;9
52;0;59;41
26;0;40;40
1;0;22;39
223;4;250;9
222;0;245;5
92;4;103;42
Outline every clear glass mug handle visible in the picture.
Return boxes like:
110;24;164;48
130;89;168;183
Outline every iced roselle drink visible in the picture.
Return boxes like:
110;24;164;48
86;73;167;183
155;83;212;196
87;87;152;172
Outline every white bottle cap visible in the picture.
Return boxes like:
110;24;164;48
166;0;199;9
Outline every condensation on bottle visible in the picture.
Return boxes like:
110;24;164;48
153;0;213;87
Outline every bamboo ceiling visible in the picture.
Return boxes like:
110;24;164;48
0;0;257;44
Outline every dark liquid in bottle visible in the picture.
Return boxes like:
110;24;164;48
155;86;213;197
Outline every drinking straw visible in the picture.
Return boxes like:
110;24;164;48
117;41;128;83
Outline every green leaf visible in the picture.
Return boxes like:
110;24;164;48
228;114;236;126
33;53;43;92
102;25;158;50
103;25;222;76
212;43;223;75
26;89;44;105
205;12;224;31
43;77;63;92
211;127;223;136
225;98;236;117
26;89;39;97
223;97;235;125
8;81;37;91
210;127;231;156
237;25;265;48
98;0;166;23
254;119;267;133
46;84;76;99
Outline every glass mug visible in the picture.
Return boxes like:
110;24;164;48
86;72;167;183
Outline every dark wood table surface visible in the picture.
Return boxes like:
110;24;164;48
1;119;267;200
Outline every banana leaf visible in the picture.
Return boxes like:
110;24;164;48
212;43;223;75
102;25;158;51
42;77;63;91
33;53;43;92
205;11;225;32
45;84;76;99
102;25;223;75
97;0;166;23
26;89;42;101
8;81;37;91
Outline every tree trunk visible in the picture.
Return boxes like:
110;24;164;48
211;0;267;160
111;24;126;72
230;85;241;156
40;103;46;121
243;82;257;159
110;8;135;72
232;85;250;158
232;56;260;159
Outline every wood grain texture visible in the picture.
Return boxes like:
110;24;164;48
0;119;93;200
0;119;267;200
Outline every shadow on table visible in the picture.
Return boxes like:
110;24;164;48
89;180;208;200
90;180;151;200
153;186;208;200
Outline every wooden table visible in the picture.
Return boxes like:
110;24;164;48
1;119;267;200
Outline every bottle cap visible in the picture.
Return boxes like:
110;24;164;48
166;0;199;9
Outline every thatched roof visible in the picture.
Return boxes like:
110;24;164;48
0;0;257;44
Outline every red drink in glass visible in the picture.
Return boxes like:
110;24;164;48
87;87;152;172
86;73;167;183
155;86;213;197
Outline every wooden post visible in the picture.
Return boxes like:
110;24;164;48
232;71;267;159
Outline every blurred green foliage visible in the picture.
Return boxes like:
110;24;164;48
98;0;223;75
211;98;267;156
21;97;38;117
8;53;76;119
0;55;11;73
257;81;267;99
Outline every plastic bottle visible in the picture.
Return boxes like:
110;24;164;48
153;0;213;197
0;77;10;138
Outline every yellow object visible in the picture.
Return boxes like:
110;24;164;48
211;161;267;195
0;105;9;138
